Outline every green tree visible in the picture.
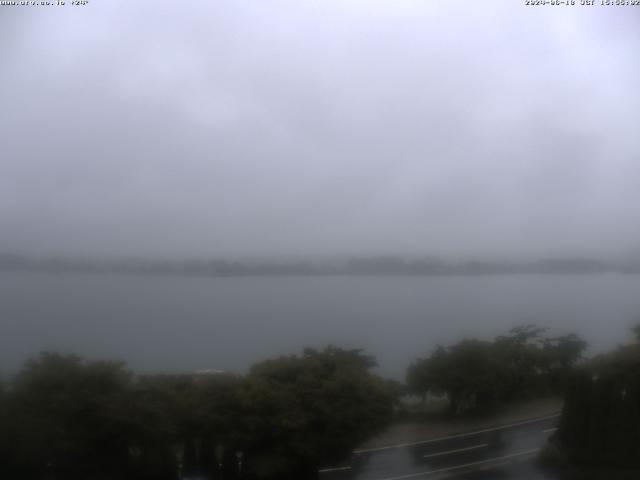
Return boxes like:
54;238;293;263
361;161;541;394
5;353;135;479
0;373;9;477
408;340;499;415
556;335;640;470
631;323;640;343
493;325;547;399
408;325;587;416
1;347;396;480
237;347;395;479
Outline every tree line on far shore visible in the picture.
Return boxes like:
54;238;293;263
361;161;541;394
3;253;639;277
0;325;588;480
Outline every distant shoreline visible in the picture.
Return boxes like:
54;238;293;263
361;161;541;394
2;254;639;277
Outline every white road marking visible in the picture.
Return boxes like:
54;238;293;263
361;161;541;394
422;443;488;459
542;427;557;433
354;413;560;454
377;448;541;480
318;465;352;473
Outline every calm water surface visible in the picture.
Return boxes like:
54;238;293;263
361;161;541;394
2;272;639;378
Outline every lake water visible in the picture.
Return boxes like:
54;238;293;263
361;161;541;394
2;272;640;379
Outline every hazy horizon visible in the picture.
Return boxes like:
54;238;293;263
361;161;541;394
2;250;640;268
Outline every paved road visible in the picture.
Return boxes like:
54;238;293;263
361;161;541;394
319;414;562;480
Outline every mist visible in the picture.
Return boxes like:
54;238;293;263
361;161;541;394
3;5;640;479
1;1;639;260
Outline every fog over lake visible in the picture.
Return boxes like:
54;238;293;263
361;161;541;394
2;272;639;378
2;1;640;382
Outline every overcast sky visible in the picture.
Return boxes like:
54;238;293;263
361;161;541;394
1;1;639;260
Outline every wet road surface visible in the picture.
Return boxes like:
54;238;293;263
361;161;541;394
320;414;561;480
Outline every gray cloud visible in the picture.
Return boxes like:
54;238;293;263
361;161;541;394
1;0;639;259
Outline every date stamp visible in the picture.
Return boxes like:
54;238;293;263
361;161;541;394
0;1;89;6
525;0;640;5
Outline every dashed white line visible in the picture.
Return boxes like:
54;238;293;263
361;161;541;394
542;427;557;433
376;448;541;480
318;465;352;473
422;443;488;459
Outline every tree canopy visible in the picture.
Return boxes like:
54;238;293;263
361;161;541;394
407;325;587;415
0;347;395;480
